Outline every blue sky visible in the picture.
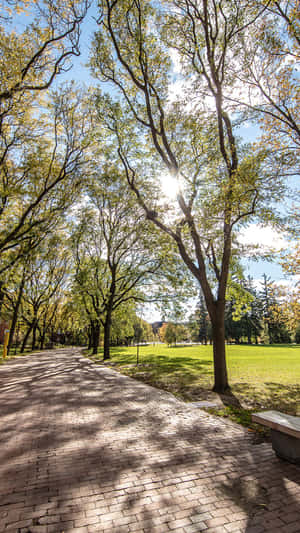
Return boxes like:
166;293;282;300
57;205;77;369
61;4;295;285
13;2;298;320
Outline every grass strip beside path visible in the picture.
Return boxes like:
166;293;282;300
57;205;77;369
87;344;300;434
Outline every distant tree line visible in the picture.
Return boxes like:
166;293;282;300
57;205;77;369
188;274;299;345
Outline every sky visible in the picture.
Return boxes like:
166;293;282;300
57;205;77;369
13;1;299;321
68;6;297;284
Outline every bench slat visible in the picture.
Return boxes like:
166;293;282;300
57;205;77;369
252;410;300;440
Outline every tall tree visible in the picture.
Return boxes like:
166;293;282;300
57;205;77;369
6;265;27;354
259;274;292;344
72;178;165;358
243;276;263;345
279;241;300;333
0;86;91;269
260;273;276;344
160;322;189;346
0;1;91;276
91;0;287;391
0;259;28;353
20;235;69;352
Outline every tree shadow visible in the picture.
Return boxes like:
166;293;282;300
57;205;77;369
231;381;300;415
100;351;216;401
0;348;299;533
218;388;244;408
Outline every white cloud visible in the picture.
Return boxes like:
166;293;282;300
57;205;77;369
169;49;182;74
252;277;300;307
237;224;290;253
251;277;299;291
167;78;191;105
276;278;300;290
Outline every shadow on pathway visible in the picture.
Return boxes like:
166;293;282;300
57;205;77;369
0;348;299;533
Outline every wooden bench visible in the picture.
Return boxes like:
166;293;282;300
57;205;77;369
252;410;300;464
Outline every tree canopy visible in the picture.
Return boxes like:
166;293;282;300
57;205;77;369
0;0;298;393
89;0;297;391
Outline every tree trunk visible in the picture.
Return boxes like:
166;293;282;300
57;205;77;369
0;281;5;317
88;323;93;350
92;321;100;355
31;322;38;351
14;322;20;354
211;305;230;393
103;312;112;360
21;323;33;353
40;330;46;350
7;269;26;355
40;314;47;349
268;322;273;344
246;317;252;345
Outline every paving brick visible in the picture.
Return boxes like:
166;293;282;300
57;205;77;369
5;518;33;529
167;517;192;529
225;521;248;532
112;514;137;526
68;527;89;533
205;526;230;533
0;347;299;533
39;514;61;524
282;512;300;524
183;524;207;533
191;512;213;523
205;516;230;527
20;527;48;533
47;521;73;532
245;526;265;533
283;523;300;533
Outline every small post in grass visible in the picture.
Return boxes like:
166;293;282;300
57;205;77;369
136;316;143;366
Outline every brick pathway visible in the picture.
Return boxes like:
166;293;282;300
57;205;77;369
0;348;299;533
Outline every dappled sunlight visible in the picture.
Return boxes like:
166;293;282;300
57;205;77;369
91;344;300;411
229;381;300;415
0;348;299;532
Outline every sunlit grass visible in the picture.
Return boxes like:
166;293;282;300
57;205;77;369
88;344;300;429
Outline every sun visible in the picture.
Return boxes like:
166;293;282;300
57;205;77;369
161;172;180;200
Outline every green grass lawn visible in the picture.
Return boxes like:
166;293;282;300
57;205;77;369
87;343;300;431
